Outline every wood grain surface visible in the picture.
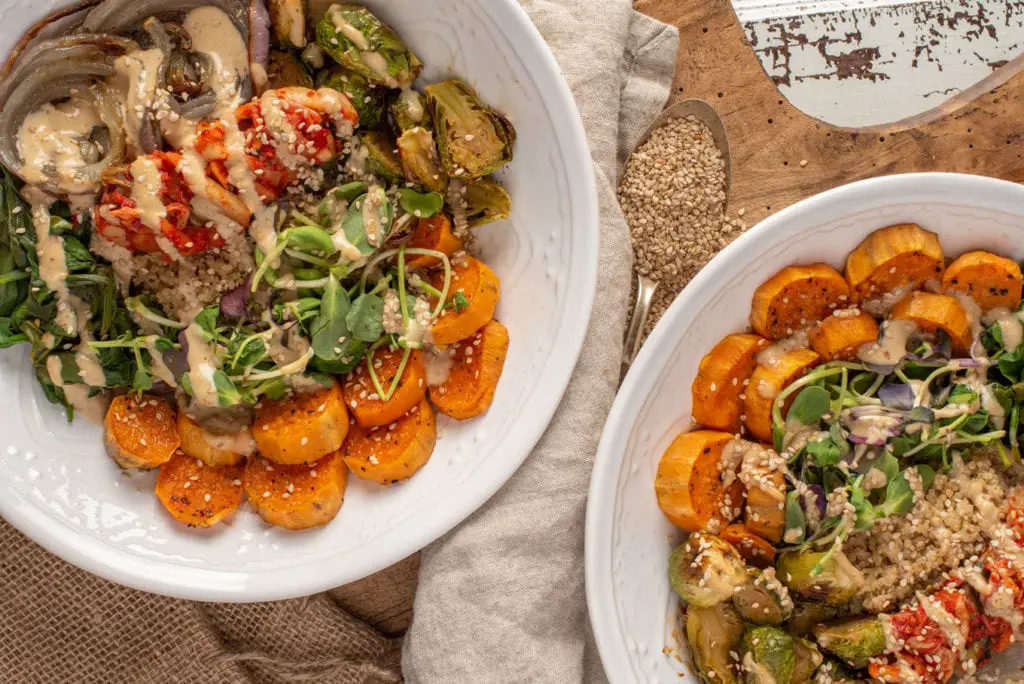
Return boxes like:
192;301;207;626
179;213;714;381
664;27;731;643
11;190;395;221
346;0;1024;638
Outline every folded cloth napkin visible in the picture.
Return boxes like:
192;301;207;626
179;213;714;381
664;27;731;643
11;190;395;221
402;2;678;682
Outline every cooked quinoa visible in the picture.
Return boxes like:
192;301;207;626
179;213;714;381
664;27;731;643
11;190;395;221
846;455;1011;614
132;241;253;319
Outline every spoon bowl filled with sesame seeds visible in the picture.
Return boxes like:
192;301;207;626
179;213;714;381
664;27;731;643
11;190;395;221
0;0;598;600
587;172;1024;683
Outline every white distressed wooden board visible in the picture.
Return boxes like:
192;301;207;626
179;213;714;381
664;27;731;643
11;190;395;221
735;0;1024;128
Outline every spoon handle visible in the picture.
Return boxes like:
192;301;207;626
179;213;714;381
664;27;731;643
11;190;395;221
620;275;658;385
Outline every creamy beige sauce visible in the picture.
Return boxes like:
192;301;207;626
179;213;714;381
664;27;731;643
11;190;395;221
30;201;76;333
424;345;453;386
397;88;425;123
861;284;915;318
846;412;902;444
756;328;809;369
89;234;135;292
362;187;385;246
329;7;370;49
858;319;916;366
70;296;106;387
17;95;103;193
202;426;256;456
917;593;966;653
184;322;220;407
283;2;306;47
984;307;1024;352
184;7;249;81
951;291;984;343
190;196;244;245
45;355;108;424
331;228;363;262
142;336;177;387
360;51;390;79
113;47;165;152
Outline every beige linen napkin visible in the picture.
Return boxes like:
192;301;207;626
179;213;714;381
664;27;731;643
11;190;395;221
402;2;679;682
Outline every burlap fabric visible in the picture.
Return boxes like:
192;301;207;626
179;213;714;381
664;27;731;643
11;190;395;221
0;1;677;681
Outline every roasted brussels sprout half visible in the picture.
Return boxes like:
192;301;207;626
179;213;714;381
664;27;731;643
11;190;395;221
269;0;307;48
792;637;823;684
464;178;511;227
776;548;864;606
358;130;402;184
670;534;749;608
742;625;795;684
391;87;430;133
686;603;745;684
425;80;516;178
265;50;314;91
318;66;386;129
813;618;885;669
397;127;446;193
787;602;839;638
733;568;793;626
316;4;422;88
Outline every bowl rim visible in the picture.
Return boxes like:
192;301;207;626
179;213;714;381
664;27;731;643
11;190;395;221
584;172;1024;682
0;0;599;601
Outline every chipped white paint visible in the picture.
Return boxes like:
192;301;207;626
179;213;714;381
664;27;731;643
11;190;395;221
736;0;1024;127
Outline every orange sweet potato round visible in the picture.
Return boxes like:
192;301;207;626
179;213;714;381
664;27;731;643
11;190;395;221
177;412;255;467
104;393;180;470
155;452;243;527
890;291;972;356
750;263;851;340
743;348;820;442
343;345;427;428
691;333;768;432
654;430;744;533
429;320;509;420
845;223;944;300
406;215;463;269
243;452;348;530
253;380;349;465
721;523;776;568
808;309;880;361
428;256;500;345
942;250;1023;312
342;399;436;484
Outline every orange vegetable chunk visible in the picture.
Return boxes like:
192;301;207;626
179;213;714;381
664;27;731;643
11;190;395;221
429;320;509;420
342;399;436;484
845;223;944;300
406;215;463;269
428;256;500;345
721;523;776;568
890;291;972;356
743;348;820;442
103;393;180;470
654;430;744;533
942;250;1023;312
253;379;349;464
243;452;348;530
750;263;851;340
343;346;427;428
177;412;254;467
808;309;880;361
155;452;243;527
691;333;768;432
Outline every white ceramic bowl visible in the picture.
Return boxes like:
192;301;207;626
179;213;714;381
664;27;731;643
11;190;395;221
585;173;1024;683
0;0;597;600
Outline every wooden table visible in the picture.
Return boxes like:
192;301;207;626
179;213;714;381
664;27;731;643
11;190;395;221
343;0;1024;640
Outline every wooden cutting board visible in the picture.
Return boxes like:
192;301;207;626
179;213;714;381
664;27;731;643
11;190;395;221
348;0;1024;639
636;0;1024;227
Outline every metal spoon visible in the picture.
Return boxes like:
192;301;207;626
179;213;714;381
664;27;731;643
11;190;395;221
618;99;732;384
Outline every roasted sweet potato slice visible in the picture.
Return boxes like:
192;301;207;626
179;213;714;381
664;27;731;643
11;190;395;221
890;291;972;356
743;468;786;544
654;430;744;533
343;345;427;428
406;215;463;269
721;523;776;568
155;452;243;527
429;320;509;420
808;309;880;361
103;393;180;470
691;333;768;432
342;400;436;484
845;223;944;300
428;256;500;345
177;412;255;467
750;264;851;340
744;348;820;442
253;380;349;465
243;452;347;530
942;250;1023;312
